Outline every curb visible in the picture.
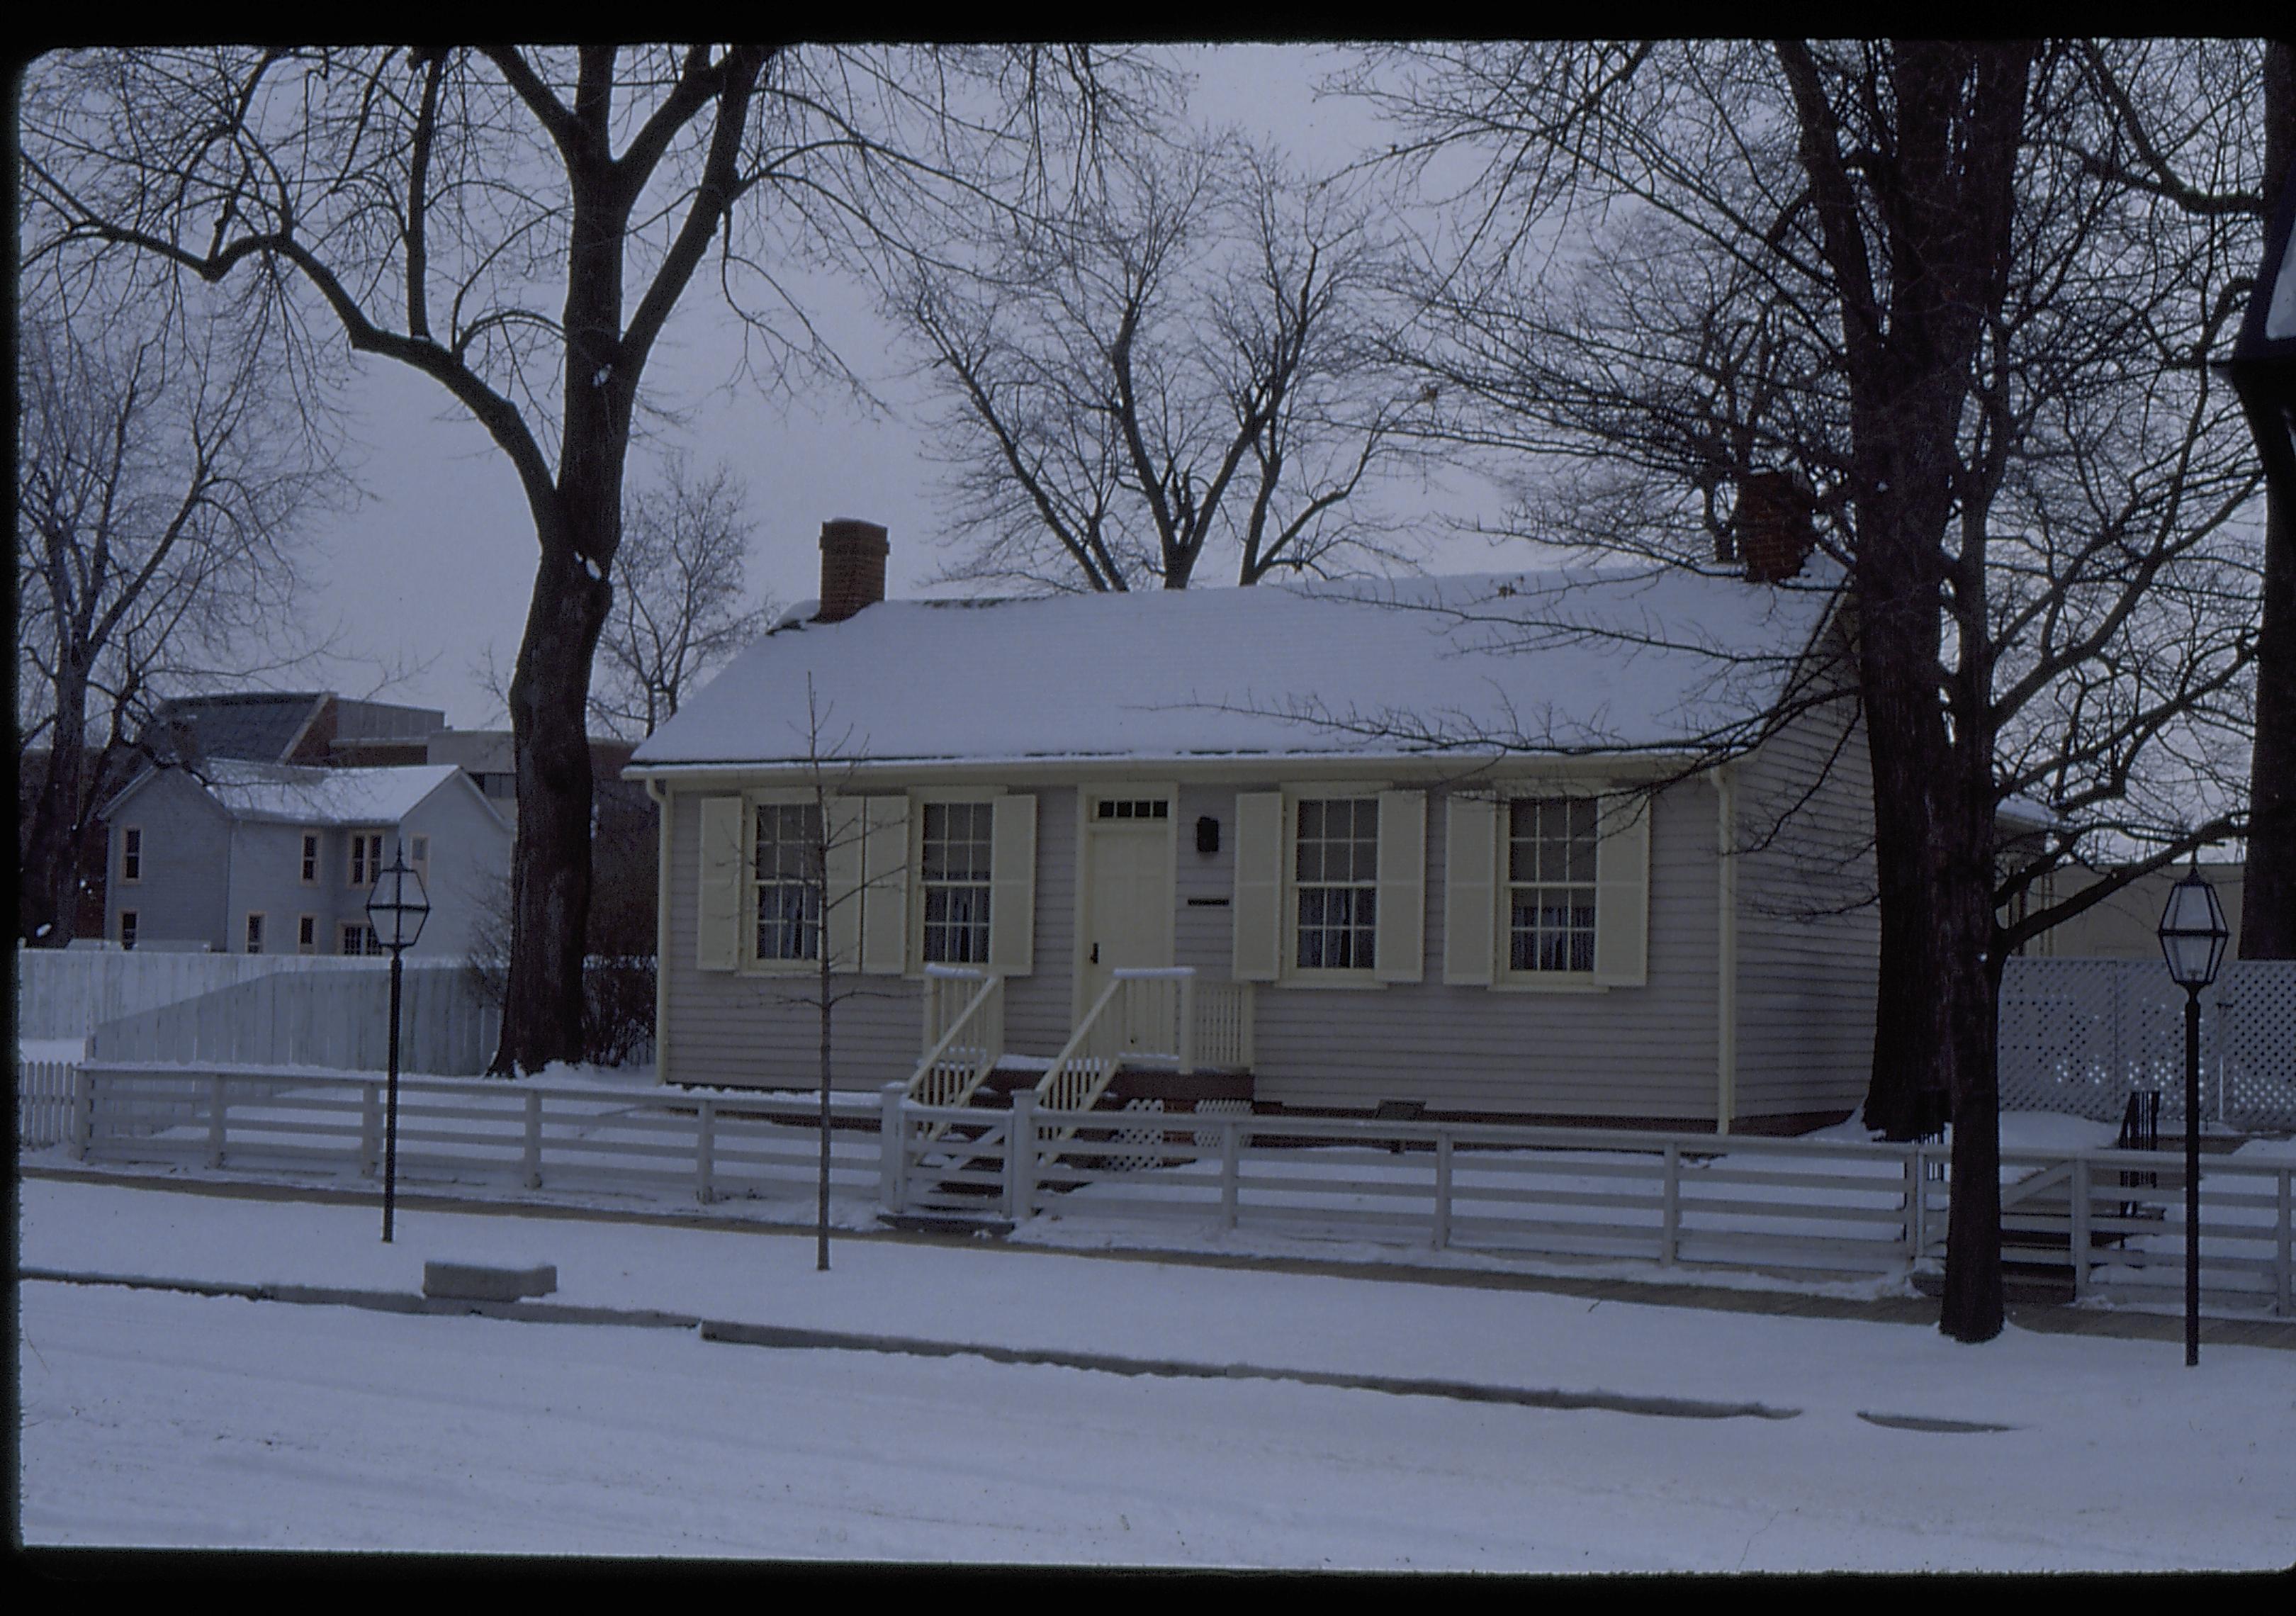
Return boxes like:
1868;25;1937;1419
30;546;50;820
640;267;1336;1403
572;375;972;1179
18;1266;1799;1424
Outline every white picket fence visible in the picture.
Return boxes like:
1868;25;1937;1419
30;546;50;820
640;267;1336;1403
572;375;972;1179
35;1064;2293;1315
1999;958;2296;1130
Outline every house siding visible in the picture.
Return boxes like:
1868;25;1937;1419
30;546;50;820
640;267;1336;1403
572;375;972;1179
396;782;513;958
1726;624;1876;1126
661;787;921;1091
1241;780;1721;1121
106;772;235;948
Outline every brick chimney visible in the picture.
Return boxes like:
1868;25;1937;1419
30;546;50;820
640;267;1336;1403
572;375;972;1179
1733;471;1818;585
814;519;889;624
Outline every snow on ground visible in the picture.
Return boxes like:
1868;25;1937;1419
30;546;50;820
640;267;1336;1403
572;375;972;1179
16;1175;2295;1569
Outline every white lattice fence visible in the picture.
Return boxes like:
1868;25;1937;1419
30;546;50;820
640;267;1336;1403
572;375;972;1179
1999;959;2296;1130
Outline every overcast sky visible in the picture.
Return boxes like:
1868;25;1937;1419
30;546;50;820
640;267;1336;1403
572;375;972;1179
300;45;1503;734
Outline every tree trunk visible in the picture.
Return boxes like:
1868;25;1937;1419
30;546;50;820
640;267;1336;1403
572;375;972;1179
19;665;91;948
1937;924;2008;1343
494;539;612;1074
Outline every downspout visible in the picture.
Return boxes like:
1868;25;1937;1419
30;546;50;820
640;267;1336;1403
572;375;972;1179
1714;763;1738;1135
648;777;671;1086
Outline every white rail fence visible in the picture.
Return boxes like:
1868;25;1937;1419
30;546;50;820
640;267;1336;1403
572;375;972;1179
1999;958;2296;1130
37;1065;2292;1316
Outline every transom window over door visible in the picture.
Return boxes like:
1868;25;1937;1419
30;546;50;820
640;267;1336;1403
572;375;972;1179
1509;798;1599;972
921;801;994;964
754;802;822;962
1295;797;1378;970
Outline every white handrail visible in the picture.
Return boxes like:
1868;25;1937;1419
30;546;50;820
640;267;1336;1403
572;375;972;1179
906;971;1003;1107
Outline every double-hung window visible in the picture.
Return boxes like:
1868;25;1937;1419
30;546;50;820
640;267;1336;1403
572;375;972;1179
349;832;383;888
1294;797;1380;971
120;826;143;883
919;801;994;965
695;790;1032;978
753;802;823;963
1507;798;1599;973
1440;788;1648;989
300;833;320;885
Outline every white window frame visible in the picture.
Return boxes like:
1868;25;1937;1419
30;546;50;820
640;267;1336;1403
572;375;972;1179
1287;792;1383;982
244;912;266;955
298;914;319;955
348;831;384;889
119;909;139;950
340;921;385;957
915;794;998;970
745;792;826;972
120;826;143;885
300;832;320;885
1501;795;1602;980
409;834;429;885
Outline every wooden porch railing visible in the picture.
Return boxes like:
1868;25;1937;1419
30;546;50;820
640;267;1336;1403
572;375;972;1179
1034;968;1254;1115
906;966;1004;1108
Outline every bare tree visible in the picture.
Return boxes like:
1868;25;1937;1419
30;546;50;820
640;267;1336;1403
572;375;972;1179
1350;40;2270;1341
590;456;777;739
898;135;1426;592
2056;39;2296;959
22;45;1152;1071
16;291;337;948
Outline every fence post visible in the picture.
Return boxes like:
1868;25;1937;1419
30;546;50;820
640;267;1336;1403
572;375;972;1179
1434;1130;1453;1249
359;1083;380;1177
1901;1146;1919;1264
1661;1142;1680;1267
206;1072;227;1168
1178;975;1196;1076
2069;1152;2090;1303
71;1067;94;1163
2279;1168;2292;1320
522;1089;544;1189
880;1082;907;1213
1221;1116;1241;1230
696;1098;716;1204
1006;1090;1036;1221
1910;1143;1928;1257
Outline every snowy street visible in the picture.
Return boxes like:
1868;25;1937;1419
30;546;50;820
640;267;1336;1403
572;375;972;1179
16;1176;2295;1569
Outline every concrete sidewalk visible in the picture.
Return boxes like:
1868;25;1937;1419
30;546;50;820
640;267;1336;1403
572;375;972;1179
21;1161;2296;1352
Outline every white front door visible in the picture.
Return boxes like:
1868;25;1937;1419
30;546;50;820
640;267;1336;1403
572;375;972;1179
1079;805;1175;1043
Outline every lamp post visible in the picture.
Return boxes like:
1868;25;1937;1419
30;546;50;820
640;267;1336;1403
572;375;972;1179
2156;856;2229;1367
366;839;431;1243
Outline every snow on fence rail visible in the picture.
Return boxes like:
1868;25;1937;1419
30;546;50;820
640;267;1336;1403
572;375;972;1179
47;1065;2290;1314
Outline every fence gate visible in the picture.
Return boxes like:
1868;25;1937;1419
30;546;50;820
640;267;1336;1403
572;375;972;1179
1998;958;2296;1131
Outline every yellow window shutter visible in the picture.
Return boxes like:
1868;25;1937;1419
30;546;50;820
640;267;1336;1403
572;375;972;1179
1444;795;1497;985
1232;792;1283;982
1374;790;1426;983
859;796;910;976
696;796;744;972
1592;790;1651;987
822;793;862;972
987;793;1037;976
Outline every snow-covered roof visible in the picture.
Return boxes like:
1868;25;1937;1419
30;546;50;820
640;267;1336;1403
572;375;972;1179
196;761;477;826
631;563;1847;773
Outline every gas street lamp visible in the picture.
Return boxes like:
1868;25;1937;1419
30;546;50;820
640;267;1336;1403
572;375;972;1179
366;840;431;1243
2156;856;2228;1367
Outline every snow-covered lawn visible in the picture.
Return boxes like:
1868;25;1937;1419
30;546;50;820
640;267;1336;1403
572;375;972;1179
16;1177;2295;1569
